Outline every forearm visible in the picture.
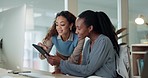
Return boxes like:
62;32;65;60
68;39;85;64
59;60;93;77
42;38;53;53
39;38;53;59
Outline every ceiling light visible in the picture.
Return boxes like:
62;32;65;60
135;15;144;25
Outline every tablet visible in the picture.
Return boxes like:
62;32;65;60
32;44;50;58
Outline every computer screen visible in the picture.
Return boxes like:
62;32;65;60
0;5;26;71
0;4;55;72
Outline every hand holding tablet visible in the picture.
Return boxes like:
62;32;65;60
32;44;50;58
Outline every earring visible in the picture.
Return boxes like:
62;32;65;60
70;27;72;30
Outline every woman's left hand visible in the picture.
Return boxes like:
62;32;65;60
47;56;61;66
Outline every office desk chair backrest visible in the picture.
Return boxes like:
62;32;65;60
116;45;131;78
141;52;148;78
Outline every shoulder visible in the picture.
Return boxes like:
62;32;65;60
72;33;78;38
51;35;58;42
72;33;79;41
98;34;111;42
99;34;109;40
95;34;113;47
51;35;57;38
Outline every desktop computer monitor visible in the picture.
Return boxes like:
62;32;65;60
0;5;26;71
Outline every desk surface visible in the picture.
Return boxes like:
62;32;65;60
0;68;80;78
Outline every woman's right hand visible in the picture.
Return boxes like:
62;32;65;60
38;42;48;60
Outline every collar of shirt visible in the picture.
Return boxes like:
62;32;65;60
57;32;74;41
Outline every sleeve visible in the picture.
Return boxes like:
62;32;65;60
59;38;112;77
68;39;85;64
42;37;53;53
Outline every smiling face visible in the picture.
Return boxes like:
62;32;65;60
55;16;72;36
75;18;92;40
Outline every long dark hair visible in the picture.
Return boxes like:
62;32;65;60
78;10;119;55
44;11;76;40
